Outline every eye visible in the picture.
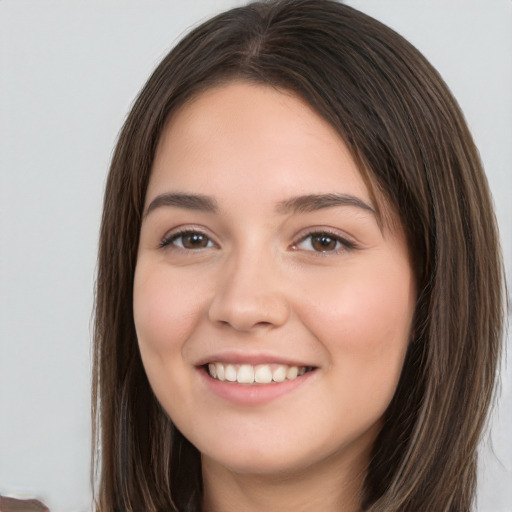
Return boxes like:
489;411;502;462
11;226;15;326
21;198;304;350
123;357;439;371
160;230;215;250
293;232;355;253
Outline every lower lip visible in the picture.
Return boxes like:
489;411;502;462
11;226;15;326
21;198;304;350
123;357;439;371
197;367;316;406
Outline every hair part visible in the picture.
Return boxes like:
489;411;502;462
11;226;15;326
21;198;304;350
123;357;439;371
92;1;504;511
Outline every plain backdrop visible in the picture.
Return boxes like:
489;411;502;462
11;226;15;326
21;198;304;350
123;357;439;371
0;1;510;511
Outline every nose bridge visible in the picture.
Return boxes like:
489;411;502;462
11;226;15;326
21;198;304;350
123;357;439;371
208;242;289;331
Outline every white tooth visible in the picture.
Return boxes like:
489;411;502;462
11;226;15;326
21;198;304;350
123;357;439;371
298;367;306;376
208;363;217;379
272;365;287;382
225;364;237;382
215;362;225;381
237;364;255;384
254;365;273;384
286;366;299;380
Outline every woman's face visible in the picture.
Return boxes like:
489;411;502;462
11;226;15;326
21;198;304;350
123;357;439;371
134;82;416;478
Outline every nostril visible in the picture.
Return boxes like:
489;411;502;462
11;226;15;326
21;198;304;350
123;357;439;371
207;282;290;332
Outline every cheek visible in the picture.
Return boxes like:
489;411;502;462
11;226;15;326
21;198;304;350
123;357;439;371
298;253;415;396
133;264;204;351
132;262;206;411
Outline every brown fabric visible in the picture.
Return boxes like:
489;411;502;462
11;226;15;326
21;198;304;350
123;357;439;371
0;497;49;512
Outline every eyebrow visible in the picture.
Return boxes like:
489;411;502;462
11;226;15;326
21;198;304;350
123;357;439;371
143;191;375;218
276;193;375;215
144;192;218;217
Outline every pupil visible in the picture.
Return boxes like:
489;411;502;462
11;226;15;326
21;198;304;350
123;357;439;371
185;233;207;248
313;235;336;251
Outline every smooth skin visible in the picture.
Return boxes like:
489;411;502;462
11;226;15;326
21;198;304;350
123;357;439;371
133;82;416;512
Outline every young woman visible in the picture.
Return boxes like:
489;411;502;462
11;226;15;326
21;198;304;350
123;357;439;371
92;1;505;511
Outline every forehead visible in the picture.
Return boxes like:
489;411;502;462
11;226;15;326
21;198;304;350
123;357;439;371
149;81;371;205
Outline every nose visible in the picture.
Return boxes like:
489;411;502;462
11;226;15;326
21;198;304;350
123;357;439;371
208;250;290;332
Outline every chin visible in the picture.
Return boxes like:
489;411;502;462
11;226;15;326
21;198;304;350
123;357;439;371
197;428;375;479
202;449;314;477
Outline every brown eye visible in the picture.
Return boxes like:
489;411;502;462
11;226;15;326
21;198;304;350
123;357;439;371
294;231;355;253
182;233;210;249
310;234;338;252
162;231;214;250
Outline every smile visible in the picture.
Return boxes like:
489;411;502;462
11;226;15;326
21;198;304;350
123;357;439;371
206;362;314;385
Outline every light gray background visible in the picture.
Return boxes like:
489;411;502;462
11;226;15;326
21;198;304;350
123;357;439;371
1;1;510;511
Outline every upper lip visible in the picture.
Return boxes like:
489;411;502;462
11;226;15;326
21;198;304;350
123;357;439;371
194;351;317;368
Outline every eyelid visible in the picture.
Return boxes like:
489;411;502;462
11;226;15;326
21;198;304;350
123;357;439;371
291;228;358;253
158;225;218;250
157;225;358;253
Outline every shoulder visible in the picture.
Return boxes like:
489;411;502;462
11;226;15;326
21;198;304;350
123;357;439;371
0;496;49;511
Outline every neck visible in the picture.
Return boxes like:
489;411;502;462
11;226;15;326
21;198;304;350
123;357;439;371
201;446;369;512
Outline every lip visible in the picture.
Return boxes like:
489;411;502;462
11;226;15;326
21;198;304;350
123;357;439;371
194;350;314;368
197;365;317;406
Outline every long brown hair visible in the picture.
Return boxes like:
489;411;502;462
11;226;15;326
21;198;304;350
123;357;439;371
92;1;504;510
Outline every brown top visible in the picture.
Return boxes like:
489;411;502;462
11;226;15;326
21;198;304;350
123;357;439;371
0;497;49;512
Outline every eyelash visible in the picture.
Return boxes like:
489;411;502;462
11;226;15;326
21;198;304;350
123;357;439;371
292;230;357;254
159;228;356;254
159;229;216;250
